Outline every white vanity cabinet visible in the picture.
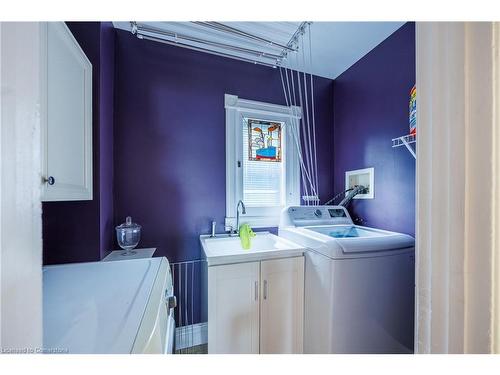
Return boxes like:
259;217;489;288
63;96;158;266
259;257;304;354
207;256;304;354
41;22;93;201
208;261;260;354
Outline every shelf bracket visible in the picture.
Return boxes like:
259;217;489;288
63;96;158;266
392;134;416;159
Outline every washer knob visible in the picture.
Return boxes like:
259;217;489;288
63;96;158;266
43;176;55;185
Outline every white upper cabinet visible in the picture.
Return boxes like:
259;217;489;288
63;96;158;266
41;22;92;201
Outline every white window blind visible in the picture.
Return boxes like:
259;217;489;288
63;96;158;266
242;118;285;207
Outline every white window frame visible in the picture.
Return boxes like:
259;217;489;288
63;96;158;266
225;94;301;228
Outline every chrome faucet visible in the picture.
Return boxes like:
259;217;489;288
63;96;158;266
210;221;216;238
236;200;246;236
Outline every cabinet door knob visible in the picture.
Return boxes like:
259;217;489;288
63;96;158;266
43;176;55;185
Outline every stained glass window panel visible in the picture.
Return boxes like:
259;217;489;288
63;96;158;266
242;118;285;207
247;119;282;162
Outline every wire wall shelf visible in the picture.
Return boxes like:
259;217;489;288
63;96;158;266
392;134;416;159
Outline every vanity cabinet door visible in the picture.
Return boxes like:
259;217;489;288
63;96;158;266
41;22;92;201
260;256;304;354
208;261;260;354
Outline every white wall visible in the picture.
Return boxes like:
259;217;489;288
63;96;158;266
0;22;43;352
416;22;500;354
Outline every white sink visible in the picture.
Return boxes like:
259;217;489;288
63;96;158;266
200;232;305;266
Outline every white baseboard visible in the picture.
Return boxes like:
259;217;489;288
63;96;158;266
175;322;208;350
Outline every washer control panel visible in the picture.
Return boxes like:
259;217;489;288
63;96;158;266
287;205;353;227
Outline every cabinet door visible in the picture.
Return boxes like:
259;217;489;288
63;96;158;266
260;256;304;354
41;22;92;201
208;261;260;354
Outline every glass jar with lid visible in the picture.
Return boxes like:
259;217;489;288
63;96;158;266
115;216;141;256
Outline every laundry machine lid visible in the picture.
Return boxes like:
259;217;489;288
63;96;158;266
43;257;164;353
279;225;414;259
307;225;382;239
304;225;415;255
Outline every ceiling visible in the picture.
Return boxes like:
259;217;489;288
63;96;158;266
113;21;405;79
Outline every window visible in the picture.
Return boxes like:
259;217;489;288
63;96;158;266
243;118;284;207
225;94;301;228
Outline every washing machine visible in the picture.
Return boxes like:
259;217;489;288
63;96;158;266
43;257;176;354
279;205;415;354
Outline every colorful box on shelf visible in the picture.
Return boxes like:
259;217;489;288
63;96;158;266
409;85;417;135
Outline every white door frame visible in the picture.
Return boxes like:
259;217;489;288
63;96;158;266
492;22;500;355
0;22;43;352
415;21;500;354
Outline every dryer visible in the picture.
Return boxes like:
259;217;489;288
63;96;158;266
43;257;176;354
279;205;415;354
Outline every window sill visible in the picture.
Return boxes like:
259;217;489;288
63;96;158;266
225;215;280;230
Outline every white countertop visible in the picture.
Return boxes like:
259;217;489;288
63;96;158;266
43;257;162;354
102;248;156;262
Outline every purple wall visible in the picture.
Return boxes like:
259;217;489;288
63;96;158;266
113;29;334;263
43;22;115;265
333;22;416;236
99;22;116;260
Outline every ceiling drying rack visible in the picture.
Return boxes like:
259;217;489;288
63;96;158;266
130;21;309;68
392;134;416;159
